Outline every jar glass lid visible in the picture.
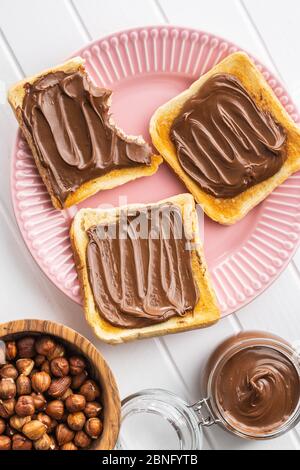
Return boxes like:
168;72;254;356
116;389;203;450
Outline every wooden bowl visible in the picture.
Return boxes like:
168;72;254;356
0;319;121;450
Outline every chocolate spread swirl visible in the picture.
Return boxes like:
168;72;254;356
86;204;199;328
170;74;287;198
216;347;300;434
22;71;152;204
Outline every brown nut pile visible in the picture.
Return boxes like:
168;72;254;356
0;336;103;450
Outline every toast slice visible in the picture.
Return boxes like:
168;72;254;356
8;57;162;210
71;194;220;344
150;52;300;225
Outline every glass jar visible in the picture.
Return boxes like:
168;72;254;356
116;389;203;450
117;331;300;450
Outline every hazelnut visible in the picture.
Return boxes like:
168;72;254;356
69;356;86;376
22;420;47;441
10;415;31;431
41;361;51;374
67;412;86;431
0;364;18;380
32;371;51;393
71;370;88;389
65;394;86;413
0;378;16;399
85;417;103;439
0;418;5;435
56;424;74;446
48;376;71;398
60;441;78;450
50;357;69;377
35;336;56;357
47;343;65;361
12;433;32;450
37;412;53;431
74;430;91;449
84;401;102;418
35;355;46;367
31;393;47;411
79;380;100;402
45;400;64;421
15;395;35;417
5;341;17;361
61;388;73;401
0;435;11;450
34;433;53;450
16;374;31;395
0;399;16;418
16;358;34;376
17;336;36;358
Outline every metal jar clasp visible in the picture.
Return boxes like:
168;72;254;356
189;398;218;427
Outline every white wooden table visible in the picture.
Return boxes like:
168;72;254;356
1;0;300;450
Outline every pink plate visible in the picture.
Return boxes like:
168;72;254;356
11;26;300;316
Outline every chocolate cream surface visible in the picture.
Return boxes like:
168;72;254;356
86;204;199;328
215;345;300;435
170;74;287;198
22;71;152;204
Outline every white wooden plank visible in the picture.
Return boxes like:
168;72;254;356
204;424;300;450
242;0;300;105
0;0;86;75
158;0;275;70
0;38;23;217
160;318;240;403
235;265;300;340
72;0;163;38
0;204;85;330
99;339;189;400
0;106;18;216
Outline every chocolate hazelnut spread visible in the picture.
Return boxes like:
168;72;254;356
170;74;287;198
86;204;199;328
22;71;152;204
206;332;300;437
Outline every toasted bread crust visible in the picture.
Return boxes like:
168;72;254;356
150;52;300;225
8;57;162;209
71;194;220;344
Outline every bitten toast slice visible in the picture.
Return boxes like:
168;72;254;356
150;52;300;225
8;57;162;210
71;194;220;344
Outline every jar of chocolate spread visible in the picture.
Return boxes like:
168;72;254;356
117;331;300;449
203;331;300;440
